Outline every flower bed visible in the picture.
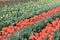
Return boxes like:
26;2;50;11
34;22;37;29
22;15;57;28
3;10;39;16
8;10;60;40
0;0;60;29
0;0;60;40
0;6;60;40
29;18;60;40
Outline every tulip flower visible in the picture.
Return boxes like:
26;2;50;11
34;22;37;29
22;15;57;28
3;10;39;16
29;35;35;40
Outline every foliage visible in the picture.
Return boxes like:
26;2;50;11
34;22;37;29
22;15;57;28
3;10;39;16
7;12;60;40
0;0;60;28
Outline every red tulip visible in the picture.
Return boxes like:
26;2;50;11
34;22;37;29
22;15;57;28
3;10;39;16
38;37;43;40
52;21;57;26
41;12;47;18
29;35;35;40
35;32;39;38
2;27;8;32
48;35;53;40
7;34;11;37
22;19;29;25
29;21;33;26
1;31;5;35
0;36;2;39
30;17;34;22
33;15;39;21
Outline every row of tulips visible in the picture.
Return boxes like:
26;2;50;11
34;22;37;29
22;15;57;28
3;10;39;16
8;12;60;40
16;6;60;30
0;6;60;40
0;0;60;28
29;18;60;40
17;12;60;40
0;12;60;40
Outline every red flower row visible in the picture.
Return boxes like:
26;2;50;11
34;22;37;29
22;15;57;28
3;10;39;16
16;6;60;30
0;6;60;40
29;18;60;40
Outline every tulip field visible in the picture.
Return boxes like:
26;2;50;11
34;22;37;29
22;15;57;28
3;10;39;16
0;0;60;40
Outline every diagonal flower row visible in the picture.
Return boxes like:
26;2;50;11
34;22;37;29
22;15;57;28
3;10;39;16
29;18;60;40
1;0;60;28
0;6;60;40
16;6;60;30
